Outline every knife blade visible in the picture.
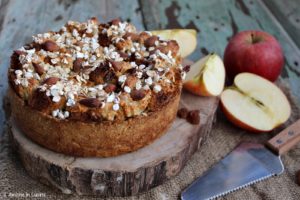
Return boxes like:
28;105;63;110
181;119;300;200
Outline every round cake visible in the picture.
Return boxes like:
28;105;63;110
8;18;184;157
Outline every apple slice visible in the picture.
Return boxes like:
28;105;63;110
151;29;197;58
221;73;291;132
183;53;225;96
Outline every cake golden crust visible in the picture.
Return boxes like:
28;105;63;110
8;18;184;157
9;86;181;157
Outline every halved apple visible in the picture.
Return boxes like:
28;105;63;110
151;29;197;58
183;53;225;96
221;73;291;132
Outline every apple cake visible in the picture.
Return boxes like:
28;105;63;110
8;18;185;157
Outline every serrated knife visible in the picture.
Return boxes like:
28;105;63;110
181;119;300;200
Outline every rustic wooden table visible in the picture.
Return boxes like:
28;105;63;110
0;0;299;135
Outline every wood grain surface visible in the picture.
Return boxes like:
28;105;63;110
266;119;300;155
139;0;300;103
262;0;300;48
9;91;219;197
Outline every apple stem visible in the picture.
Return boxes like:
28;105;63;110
250;33;261;44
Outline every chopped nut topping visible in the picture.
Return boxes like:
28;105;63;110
144;36;159;48
79;98;102;108
32;63;45;75
43;77;60;85
41;40;60;52
10;17;183;120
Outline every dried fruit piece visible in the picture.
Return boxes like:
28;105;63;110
28;89;52;111
130;89;146;101
104;71;116;83
42;40;60;52
177;108;188;119
79;98;102;108
32;62;45;75
126;68;137;75
73;58;83;72
183;65;191;72
43;77;60;85
14;50;26;56
296;170;300;186
98;34;110;47
10;51;23;69
186;110;200;125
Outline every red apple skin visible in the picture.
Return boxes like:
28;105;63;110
220;100;270;133
224;30;284;82
183;79;212;96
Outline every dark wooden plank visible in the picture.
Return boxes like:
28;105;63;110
0;0;144;135
263;0;300;48
140;0;300;105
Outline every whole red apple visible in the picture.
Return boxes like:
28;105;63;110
224;30;284;82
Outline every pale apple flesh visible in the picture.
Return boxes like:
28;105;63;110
184;54;225;96
221;73;291;132
151;29;197;58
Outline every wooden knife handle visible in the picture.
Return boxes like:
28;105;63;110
266;119;300;155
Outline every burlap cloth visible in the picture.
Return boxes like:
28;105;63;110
1;79;300;200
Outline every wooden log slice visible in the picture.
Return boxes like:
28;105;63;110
9;91;219;197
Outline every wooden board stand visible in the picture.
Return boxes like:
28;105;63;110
9;91;219;197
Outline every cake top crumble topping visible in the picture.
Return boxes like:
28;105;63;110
9;18;183;121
